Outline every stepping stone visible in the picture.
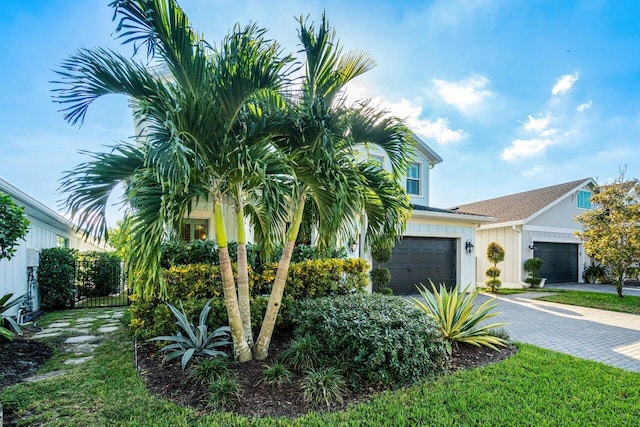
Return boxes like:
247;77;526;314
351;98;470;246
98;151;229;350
112;312;124;319
31;331;62;339
96;314;111;319
66;328;90;335
48;322;71;328
65;343;99;355
98;326;119;333
65;335;99;344
76;317;96;323
64;356;93;365
24;370;68;383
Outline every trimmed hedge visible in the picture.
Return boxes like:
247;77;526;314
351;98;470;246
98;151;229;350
129;258;368;338
292;294;447;388
38;247;76;310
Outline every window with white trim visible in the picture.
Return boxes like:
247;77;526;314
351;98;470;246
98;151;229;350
577;190;592;209
182;219;209;242
56;235;69;248
406;162;421;195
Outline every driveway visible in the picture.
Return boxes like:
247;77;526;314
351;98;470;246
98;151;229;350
477;290;640;372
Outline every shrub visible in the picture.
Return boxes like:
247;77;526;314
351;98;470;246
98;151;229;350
278;335;324;371
302;367;348;408
0;191;30;261
293;294;447;388
272;243;347;264
207;375;242;410
1;293;24;340
38;247;76;310
485;242;505;293
258;363;294;388
253;258;368;298
371;245;392;263
370;267;391;288
373;286;393;295
76;251;122;298
189;357;231;385
412;282;509;356
148;300;231;371
583;264;607;284
523;258;543;278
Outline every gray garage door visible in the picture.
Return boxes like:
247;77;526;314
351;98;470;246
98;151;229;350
385;237;457;295
533;242;578;283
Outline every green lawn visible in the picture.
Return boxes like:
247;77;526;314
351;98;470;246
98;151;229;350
2;315;639;426
494;288;640;315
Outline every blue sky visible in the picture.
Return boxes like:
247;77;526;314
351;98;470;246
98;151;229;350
2;0;640;226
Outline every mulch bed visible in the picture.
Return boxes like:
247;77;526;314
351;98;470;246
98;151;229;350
136;338;518;419
0;335;517;420
0;338;54;390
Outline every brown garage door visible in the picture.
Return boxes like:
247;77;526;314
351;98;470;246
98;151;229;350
385;237;457;295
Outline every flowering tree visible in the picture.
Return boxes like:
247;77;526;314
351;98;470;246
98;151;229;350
575;175;640;298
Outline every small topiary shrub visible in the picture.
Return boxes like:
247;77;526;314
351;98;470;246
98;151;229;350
292;294;447;388
485;242;505;292
38;247;76;310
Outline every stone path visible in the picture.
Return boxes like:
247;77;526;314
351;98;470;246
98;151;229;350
477;291;640;372
25;308;125;382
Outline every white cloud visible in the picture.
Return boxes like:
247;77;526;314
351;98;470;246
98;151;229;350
552;72;579;95
501;138;553;162
523;113;552;132
577;100;592;112
432;76;492;113
377;98;465;145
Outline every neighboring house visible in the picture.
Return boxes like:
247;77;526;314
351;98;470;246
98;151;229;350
361;136;493;294
0;178;106;316
452;178;595;288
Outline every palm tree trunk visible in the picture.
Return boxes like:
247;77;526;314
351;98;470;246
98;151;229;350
236;206;254;348
214;200;252;362
254;194;306;360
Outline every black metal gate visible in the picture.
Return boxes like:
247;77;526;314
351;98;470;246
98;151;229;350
74;259;129;308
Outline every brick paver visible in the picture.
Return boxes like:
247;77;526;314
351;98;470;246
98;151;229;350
479;291;640;372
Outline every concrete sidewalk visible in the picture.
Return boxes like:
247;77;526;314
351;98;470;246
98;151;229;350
480;291;640;372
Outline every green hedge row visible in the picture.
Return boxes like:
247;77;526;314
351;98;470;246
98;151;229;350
129;257;369;338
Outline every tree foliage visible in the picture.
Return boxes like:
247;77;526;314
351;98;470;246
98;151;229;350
575;176;640;297
0;191;30;261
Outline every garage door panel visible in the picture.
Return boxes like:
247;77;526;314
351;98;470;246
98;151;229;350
533;242;578;283
384;237;457;295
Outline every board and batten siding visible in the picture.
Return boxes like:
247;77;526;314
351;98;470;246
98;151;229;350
475;226;522;287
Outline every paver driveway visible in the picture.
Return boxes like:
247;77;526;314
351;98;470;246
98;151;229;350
479;291;640;372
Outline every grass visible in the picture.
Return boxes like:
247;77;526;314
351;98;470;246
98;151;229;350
535;290;640;315
2;309;640;426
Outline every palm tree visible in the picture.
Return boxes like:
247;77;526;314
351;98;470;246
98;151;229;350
55;0;293;362
253;15;415;359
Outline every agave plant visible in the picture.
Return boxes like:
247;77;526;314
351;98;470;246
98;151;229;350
411;282;509;355
149;299;231;370
1;293;25;340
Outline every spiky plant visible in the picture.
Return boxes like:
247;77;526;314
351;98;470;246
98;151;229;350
411;281;509;355
302;367;348;408
0;293;24;340
257;362;294;388
148;299;230;370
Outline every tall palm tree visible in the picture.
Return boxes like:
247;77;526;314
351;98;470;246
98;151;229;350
55;0;293;362
253;15;415;359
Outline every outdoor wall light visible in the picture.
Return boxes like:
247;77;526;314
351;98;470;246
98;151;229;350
528;242;537;250
349;239;358;254
465;240;474;255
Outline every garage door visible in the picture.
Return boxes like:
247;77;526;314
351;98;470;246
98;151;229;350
533;242;578;283
385;237;457;295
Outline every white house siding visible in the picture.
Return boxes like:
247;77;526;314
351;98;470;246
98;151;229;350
528;190;590;229
405;216;479;291
475;226;522;288
186;197;255;244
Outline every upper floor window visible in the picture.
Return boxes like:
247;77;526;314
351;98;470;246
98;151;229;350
56;235;69;248
182;219;208;242
577;190;592;209
406;162;421;195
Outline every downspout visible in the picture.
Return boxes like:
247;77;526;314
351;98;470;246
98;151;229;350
512;225;525;288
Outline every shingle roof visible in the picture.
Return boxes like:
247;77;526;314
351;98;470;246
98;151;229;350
450;178;592;223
